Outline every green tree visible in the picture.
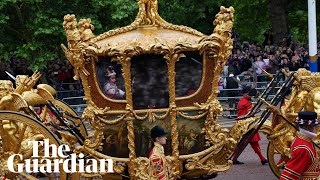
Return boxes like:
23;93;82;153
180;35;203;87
221;0;320;45
0;0;138;71
0;0;223;70
227;0;271;43
1;0;317;71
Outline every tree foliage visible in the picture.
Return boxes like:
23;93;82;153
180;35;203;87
222;0;272;43
0;0;316;70
0;0;138;70
221;0;320;44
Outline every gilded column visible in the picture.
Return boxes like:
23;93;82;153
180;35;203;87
120;57;136;178
166;53;182;178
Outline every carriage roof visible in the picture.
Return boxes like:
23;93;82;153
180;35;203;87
62;0;234;111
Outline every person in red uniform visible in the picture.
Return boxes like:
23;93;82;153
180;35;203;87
233;86;268;165
149;125;169;180
280;111;319;180
36;105;58;125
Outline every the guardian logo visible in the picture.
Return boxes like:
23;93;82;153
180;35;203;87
7;139;114;173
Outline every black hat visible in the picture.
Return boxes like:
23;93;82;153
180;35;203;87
242;86;251;94
151;125;168;139
242;86;257;96
284;89;292;97
248;88;257;96
295;111;319;126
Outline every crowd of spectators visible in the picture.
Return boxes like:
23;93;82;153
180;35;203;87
0;34;319;102
0;56;83;99
225;37;315;80
218;35;320;96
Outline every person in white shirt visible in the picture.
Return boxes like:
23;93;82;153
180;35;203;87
254;56;266;75
103;66;125;99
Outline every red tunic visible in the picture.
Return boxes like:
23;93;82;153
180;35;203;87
237;96;261;142
149;143;169;180
105;93;116;99
36;107;58;124
280;133;319;180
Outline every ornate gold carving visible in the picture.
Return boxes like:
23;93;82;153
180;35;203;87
132;157;151;179
126;117;137;178
229;117;257;141
259;120;273;135
0;112;63;179
37;84;57;95
62;14;93;80
301;76;320;91
15;71;41;94
83;130;104;151
73;145;128;178
92;1;203;44
0;80;14;99
213;6;235;36
78;18;95;42
140;0;159;25
177;110;208;120
36;86;55;102
15;75;27;87
21;90;46;106
132;109;169;123
63;14;81;48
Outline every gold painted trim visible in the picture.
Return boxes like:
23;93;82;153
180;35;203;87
309;54;318;62
103;106;206;115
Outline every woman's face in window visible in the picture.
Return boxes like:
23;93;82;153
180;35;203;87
109;75;116;83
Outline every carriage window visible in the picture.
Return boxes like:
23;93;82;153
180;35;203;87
175;51;203;97
96;57;126;100
131;54;169;109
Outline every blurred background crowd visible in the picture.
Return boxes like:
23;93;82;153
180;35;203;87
225;35;314;79
0;56;83;99
0;35;319;102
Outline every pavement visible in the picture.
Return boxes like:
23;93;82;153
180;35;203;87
213;102;277;180
213;134;277;180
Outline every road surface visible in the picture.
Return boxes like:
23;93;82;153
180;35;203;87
213;134;277;180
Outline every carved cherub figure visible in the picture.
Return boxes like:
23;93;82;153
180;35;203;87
63;14;81;49
0;80;14;99
78;18;95;42
213;6;235;35
141;0;158;24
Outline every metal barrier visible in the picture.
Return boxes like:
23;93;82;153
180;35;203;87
218;73;284;117
69;104;87;115
59;96;85;109
58;91;83;99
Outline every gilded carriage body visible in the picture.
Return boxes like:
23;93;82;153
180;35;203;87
61;1;239;179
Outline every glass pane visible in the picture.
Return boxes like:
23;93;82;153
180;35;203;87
131;54;169;109
96;57;126;100
175;51;203;97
